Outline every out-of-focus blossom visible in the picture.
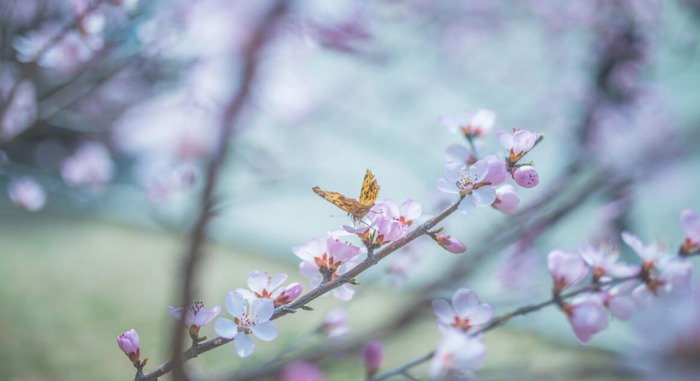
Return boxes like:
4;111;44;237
429;333;486;381
214;291;276;358
0;79;36;141
361;341;383;377
497;128;538;164
386;245;422;286
432;288;493;335
311;11;372;54
61;142;114;188
144;163;198;204
492;184;519;215
14;27;100;68
622;232;662;264
446;144;478;165
436;159;497;215
548;250;589;292
512;165;539;188
117;329;140;365
632;257;692;307
680;209;700;255
440;109;496;138
320;307;349;339
8;177;46;211
562;297;609;344
281;361;325;381
591;282;636;320
433;233;467;254
293;237;360;300
578;242;639;281
168;301;220;339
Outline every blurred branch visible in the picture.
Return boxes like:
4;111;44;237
165;2;289;381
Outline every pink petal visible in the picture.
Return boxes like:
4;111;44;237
452;288;479;318
496;130;513;150
608;297;635;320
432;299;455;323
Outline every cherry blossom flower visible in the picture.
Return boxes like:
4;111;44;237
345;213;405;248
590;282;636;320
281;361;325;381
562;297;609;344
0;79;36;141
117;329;140;365
432;288;494;335
492;184;519;215
429;333;486;381
497;128;538;164
61;142;114;188
548;250;589;292
680;209;700;255
361;341;383;377
320;307;349;339
440;109;496;138
293;237;360;300
512;165;539;188
236;271;288;301
621;231;661;264
433;233;467;254
168;301;221;339
436;159;497;215
274;283;303;307
578;242;640;281
375;198;422;227
8;177;46;212
214;291;277;358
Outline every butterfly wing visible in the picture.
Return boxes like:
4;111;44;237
312;187;372;220
358;169;380;206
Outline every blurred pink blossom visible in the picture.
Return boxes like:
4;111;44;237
320;307;349;339
492;184;519;215
430;333;485;381
61;142;114;188
8;177;46;212
361;341;383;377
440;109;496;138
562;297;609;344
281;361;325;381
432;288;493;335
548;250;589;292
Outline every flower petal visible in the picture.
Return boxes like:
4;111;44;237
234;332;255;358
472;186;496;206
225;291;247;319
250;298;274;323
431;299;454;323
214;317;238;339
251;320;277;341
247;271;270;294
457;196;477;215
452;288;479;318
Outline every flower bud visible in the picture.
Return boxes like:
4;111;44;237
512;165;539;188
492;185;519;215
361;341;383;377
435;234;467;254
274;283;303;307
117;329;140;365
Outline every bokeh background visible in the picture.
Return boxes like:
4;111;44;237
1;0;699;380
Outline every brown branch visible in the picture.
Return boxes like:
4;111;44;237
164;2;288;381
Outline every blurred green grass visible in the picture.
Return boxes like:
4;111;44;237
0;214;634;381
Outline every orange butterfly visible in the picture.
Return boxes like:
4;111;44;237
313;169;380;221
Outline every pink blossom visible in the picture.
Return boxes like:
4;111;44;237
680;209;700;254
214;291;276;358
432;288;494;335
632;257;692;307
168;302;221;339
578;242;640;281
320;307;349;339
492;184;519;215
481;155;508;186
563;298;609;344
434;233;467;254
236;271;288;301
512;165;539;188
361;341;383;377
344;213;406;248
429;333;486;381
440;109;496;138
281;361;325;381
293;237;360;300
0;80;36;141
274;283;303;307
375;198;423;227
547;250;589;292
496;128;539;164
436;159;497;215
61;142;114;188
8;177;46;212
117;329;140;365
621;232;662;263
591;282;636;320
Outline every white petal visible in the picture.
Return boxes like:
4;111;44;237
469;304;495;325
234;333;254;358
446;144;473;163
608;297;635;320
436;178;459;194
225;291;247;319
332;283;355;301
431;299;454;323
214;318;238;339
472;186;496;206
496;130;513;149
452;288;478;318
247;271;270;294
400;199;423;220
299;260;320;279
251;320;277;341
457;196;477;215
268;273;288;291
250;298;274;323
443;161;465;183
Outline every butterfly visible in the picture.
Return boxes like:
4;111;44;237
312;169;380;221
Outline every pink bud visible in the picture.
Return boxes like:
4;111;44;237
361;341;383;377
281;361;325;381
492;185;520;215
512;166;539;188
274;283;303;307
435;234;467;254
117;329;140;365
